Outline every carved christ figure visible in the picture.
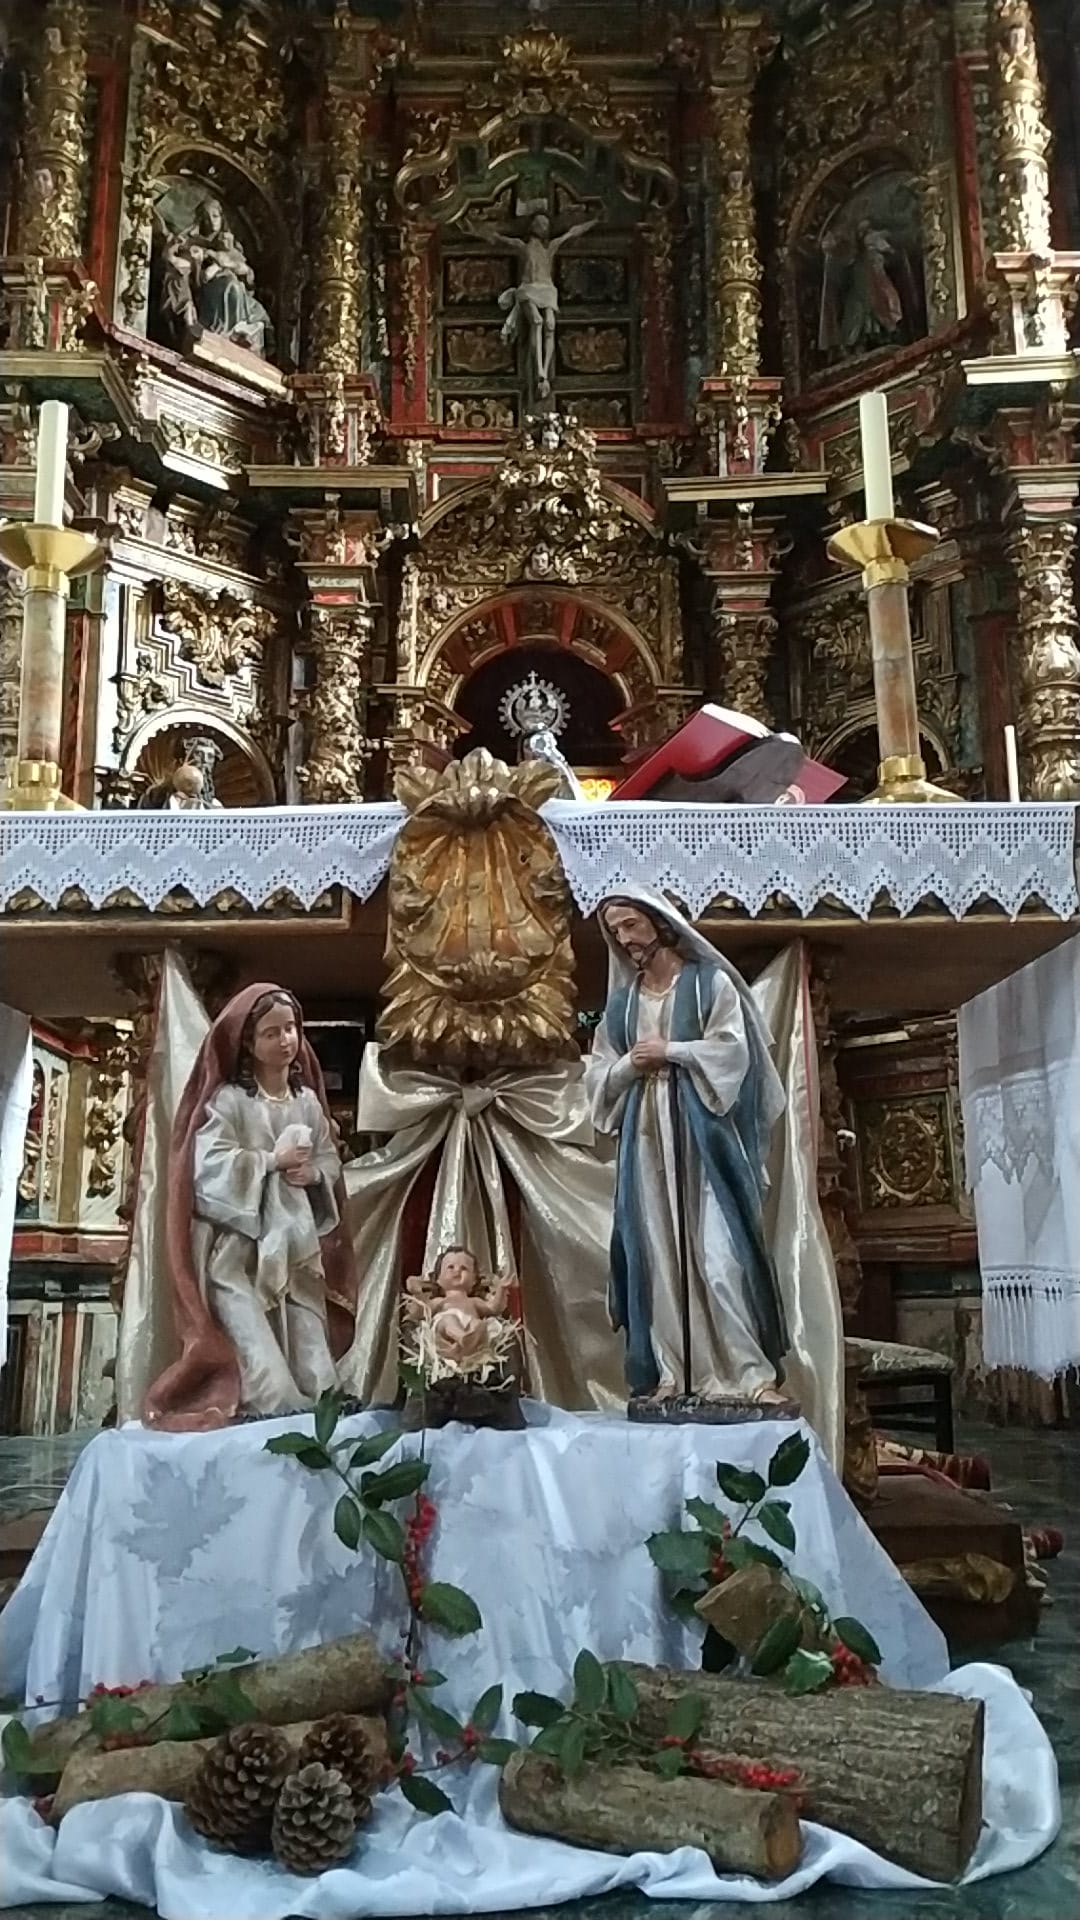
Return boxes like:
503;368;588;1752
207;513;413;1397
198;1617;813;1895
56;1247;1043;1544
465;210;598;398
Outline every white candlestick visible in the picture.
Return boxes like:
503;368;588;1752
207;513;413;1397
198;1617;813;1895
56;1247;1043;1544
33;399;69;529
858;391;895;522
1004;724;1021;803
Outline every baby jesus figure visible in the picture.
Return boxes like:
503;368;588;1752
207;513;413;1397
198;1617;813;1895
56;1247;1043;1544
402;1245;517;1385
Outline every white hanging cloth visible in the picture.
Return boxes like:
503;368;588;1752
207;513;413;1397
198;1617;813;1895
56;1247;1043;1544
0;1003;33;1358
958;933;1080;1378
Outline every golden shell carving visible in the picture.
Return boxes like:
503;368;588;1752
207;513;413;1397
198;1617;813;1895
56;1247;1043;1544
380;750;576;1072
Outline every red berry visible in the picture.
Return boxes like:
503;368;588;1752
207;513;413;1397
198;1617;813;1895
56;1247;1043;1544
400;1753;416;1776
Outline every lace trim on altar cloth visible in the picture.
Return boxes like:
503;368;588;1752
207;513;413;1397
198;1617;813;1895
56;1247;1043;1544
982;1268;1080;1378
961;1063;1080;1187
1;801;1076;920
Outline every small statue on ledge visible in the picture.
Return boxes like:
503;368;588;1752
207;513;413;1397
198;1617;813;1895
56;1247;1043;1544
145;984;358;1431
400;1245;523;1430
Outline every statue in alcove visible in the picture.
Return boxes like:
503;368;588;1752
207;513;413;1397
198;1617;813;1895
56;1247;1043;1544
813;171;925;367
151;185;275;360
463;208;598;398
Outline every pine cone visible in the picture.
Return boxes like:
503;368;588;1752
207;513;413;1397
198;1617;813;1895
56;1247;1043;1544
185;1723;292;1854
271;1762;358;1875
295;1714;380;1811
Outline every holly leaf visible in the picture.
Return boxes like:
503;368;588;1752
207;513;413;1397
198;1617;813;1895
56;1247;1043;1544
756;1501;796;1553
833;1618;882;1667
350;1432;399;1469
513;1690;565;1729
572;1650;607;1714
297;1445;333;1471
264;1432;325;1461
361;1459;429;1505
750;1613;803;1677
606;1665;638;1721
784;1650;834;1695
653;1744;684;1780
478;1737;518;1766
418;1582;482;1636
407;1688;462;1744
334;1493;363;1552
88;1696;145;1738
201;1670;256;1727
768;1432;811;1488
398;1364;427;1395
214;1647;256;1667
531;1719;573;1756
685;1497;730;1540
560;1719;587;1777
411;1669;447;1690
471;1685;503;1735
647;1530;713;1578
1;1718;51;1776
714;1464;766;1505
362;1508;405;1563
668;1583;708;1620
158;1699;207;1741
789;1575;827;1615
314;1389;344;1448
665;1693;704;1742
399;1772;453;1815
720;1536;782;1573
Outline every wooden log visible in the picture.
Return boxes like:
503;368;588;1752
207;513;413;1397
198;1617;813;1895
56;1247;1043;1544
625;1666;983;1882
695;1564;826;1657
51;1714;388;1823
29;1634;390;1772
499;1751;801;1881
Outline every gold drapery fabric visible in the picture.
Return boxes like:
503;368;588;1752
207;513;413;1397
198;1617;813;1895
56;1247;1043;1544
115;952;210;1424
340;1054;625;1410
753;945;845;1468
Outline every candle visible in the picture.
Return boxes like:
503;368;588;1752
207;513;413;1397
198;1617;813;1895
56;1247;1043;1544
1004;724;1021;803
33;399;69;529
858;391;895;522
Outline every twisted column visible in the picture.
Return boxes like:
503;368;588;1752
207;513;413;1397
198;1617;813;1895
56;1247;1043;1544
1005;516;1080;799
20;0;89;260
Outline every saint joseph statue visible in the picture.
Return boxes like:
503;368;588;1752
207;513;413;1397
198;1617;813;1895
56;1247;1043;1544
585;890;791;1404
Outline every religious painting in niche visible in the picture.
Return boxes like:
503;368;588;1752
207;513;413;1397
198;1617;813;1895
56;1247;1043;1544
801;169;926;381
148;178;275;362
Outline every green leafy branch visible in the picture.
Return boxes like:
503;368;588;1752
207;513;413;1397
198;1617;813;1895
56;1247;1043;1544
646;1430;881;1694
2;1650;259;1780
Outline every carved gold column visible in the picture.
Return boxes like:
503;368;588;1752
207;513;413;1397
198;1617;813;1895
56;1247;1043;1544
1005;512;1080;798
696;509;783;725
300;598;375;803
19;0;90;260
311;89;368;377
990;0;1051;256
694;5;779;474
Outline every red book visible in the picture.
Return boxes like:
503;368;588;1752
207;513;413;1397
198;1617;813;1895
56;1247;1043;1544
610;704;846;804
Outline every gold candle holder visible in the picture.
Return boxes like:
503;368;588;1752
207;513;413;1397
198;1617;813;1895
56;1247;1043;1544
827;517;963;806
0;519;104;812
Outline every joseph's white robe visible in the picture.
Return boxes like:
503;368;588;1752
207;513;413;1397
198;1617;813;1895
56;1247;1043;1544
192;1084;341;1414
587;967;779;1400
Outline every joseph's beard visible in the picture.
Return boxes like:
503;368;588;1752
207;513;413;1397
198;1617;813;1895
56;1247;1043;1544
626;937;662;973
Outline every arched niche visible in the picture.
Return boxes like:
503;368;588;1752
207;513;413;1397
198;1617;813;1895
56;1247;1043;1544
819;715;951;801
138;144;288;366
122;708;276;808
781;146;933;392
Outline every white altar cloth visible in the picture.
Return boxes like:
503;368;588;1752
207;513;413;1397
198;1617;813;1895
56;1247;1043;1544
2;800;1075;921
0;1408;1059;1913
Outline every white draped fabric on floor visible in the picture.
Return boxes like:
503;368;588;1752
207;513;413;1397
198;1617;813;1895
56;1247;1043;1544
0;1407;1059;1915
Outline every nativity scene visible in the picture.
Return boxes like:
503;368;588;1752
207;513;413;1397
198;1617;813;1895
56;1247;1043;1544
0;0;1076;1914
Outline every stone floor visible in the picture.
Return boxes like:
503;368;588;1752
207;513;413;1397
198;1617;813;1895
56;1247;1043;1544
0;1420;1075;1920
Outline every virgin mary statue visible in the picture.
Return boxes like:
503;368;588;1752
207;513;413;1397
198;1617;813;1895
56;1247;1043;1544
585;889;843;1456
143;983;357;1431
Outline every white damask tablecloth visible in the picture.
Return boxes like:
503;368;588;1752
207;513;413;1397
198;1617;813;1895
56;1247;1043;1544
2;801;1076;920
0;1407;1059;1914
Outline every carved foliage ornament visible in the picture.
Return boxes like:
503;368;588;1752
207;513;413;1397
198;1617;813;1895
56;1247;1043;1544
137;1;285;161
159;580;274;691
380;750;576;1072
